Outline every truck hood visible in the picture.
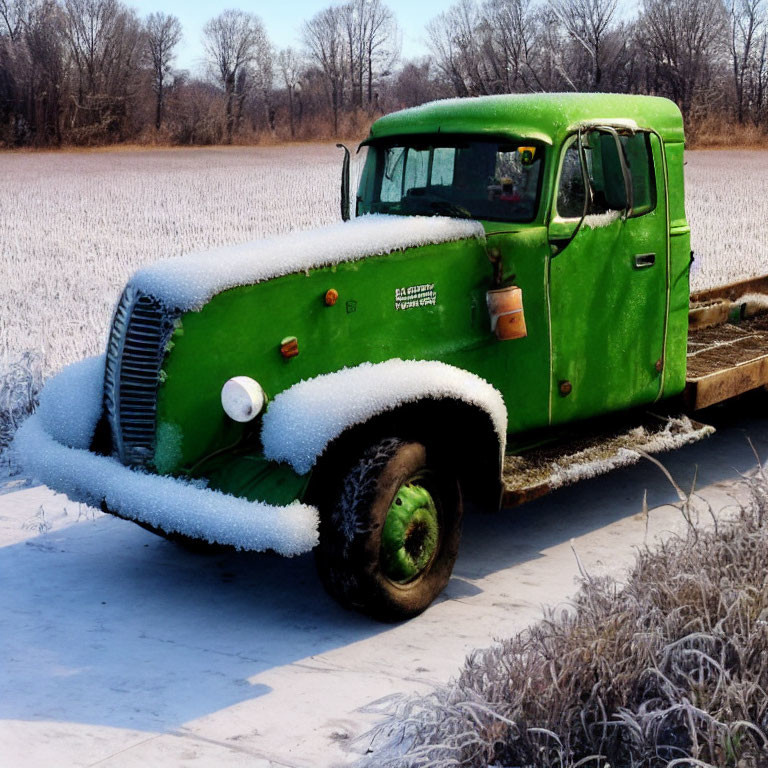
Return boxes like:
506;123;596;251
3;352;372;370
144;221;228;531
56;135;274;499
129;214;486;312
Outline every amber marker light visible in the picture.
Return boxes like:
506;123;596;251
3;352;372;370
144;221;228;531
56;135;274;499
280;336;299;358
325;288;339;306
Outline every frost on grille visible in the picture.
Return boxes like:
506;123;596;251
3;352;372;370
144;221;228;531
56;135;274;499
104;286;177;467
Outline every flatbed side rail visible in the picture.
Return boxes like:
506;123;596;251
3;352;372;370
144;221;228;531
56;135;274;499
691;274;768;304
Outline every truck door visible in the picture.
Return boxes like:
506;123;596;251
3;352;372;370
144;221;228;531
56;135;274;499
547;127;668;425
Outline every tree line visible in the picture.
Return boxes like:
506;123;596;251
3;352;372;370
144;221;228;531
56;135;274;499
1;0;766;147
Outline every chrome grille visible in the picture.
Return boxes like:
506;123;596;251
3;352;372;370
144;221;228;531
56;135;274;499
104;286;177;467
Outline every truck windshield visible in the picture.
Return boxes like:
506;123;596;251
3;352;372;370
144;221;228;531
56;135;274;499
356;139;543;222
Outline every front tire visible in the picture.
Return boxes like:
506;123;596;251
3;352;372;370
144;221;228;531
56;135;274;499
315;437;462;621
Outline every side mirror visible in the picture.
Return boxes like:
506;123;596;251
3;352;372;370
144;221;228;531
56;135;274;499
337;143;351;222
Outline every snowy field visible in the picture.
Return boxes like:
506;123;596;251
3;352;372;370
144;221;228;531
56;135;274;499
685;150;768;291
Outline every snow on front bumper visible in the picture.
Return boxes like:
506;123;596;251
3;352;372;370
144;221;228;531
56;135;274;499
12;356;319;556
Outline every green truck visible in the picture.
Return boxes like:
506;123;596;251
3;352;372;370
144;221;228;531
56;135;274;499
17;93;768;620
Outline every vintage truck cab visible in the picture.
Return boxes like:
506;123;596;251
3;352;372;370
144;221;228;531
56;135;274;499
17;93;767;620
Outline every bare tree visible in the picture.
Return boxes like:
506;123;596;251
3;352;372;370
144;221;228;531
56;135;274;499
548;0;619;89
340;0;398;110
278;46;301;136
755;24;768;122
480;0;537;92
729;0;765;122
638;0;728;119
343;0;366;108
0;0;66;144
391;57;449;107
427;0;485;96
252;33;274;132
0;0;23;41
145;12;181;130
202;9;268;142
24;0;66;142
303;5;347;133
63;0;144;139
363;0;398;106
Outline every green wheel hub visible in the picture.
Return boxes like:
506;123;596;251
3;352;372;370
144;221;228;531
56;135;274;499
380;482;439;583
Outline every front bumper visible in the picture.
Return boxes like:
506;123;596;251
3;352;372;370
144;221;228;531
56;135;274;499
13;356;319;556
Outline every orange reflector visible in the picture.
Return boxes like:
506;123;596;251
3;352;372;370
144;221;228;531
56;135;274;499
325;289;339;306
280;336;299;358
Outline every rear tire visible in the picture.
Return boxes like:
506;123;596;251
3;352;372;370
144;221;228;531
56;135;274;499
315;437;463;621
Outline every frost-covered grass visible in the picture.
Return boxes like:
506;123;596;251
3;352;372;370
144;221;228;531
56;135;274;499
360;466;768;768
0;351;42;451
687;150;768;292
0;147;766;450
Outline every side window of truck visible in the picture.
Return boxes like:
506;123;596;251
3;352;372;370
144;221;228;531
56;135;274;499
555;131;656;219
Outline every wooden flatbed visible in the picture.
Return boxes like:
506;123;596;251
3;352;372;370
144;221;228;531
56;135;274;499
685;305;768;411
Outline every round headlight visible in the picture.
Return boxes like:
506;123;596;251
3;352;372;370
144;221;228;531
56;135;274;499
221;376;266;423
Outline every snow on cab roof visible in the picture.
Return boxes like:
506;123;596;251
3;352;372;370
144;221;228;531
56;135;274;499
367;93;685;146
130;214;485;312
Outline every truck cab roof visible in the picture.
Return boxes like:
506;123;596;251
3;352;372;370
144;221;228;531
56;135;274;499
366;93;685;146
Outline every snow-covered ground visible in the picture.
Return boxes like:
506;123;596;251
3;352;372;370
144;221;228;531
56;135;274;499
2;402;767;767
686;150;768;292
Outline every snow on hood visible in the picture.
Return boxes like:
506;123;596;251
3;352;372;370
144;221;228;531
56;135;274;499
13;357;319;556
130;215;486;312
261;359;507;475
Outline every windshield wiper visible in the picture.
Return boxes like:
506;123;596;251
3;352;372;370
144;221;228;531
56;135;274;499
429;201;473;218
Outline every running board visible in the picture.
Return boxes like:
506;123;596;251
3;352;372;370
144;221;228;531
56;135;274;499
502;414;715;508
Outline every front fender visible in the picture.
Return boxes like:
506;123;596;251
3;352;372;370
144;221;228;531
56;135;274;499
261;359;507;475
14;356;319;555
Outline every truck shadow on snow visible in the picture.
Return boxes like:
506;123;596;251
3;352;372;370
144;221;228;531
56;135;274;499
2;403;767;733
450;398;768;585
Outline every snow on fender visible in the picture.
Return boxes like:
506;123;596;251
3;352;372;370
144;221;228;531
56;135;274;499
261;359;508;476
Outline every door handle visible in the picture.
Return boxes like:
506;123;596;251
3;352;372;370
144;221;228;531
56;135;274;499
634;252;655;269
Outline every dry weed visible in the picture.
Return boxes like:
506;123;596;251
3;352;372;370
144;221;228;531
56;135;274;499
0;351;42;452
359;468;768;768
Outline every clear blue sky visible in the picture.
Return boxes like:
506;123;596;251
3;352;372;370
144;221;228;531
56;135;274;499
127;0;448;75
